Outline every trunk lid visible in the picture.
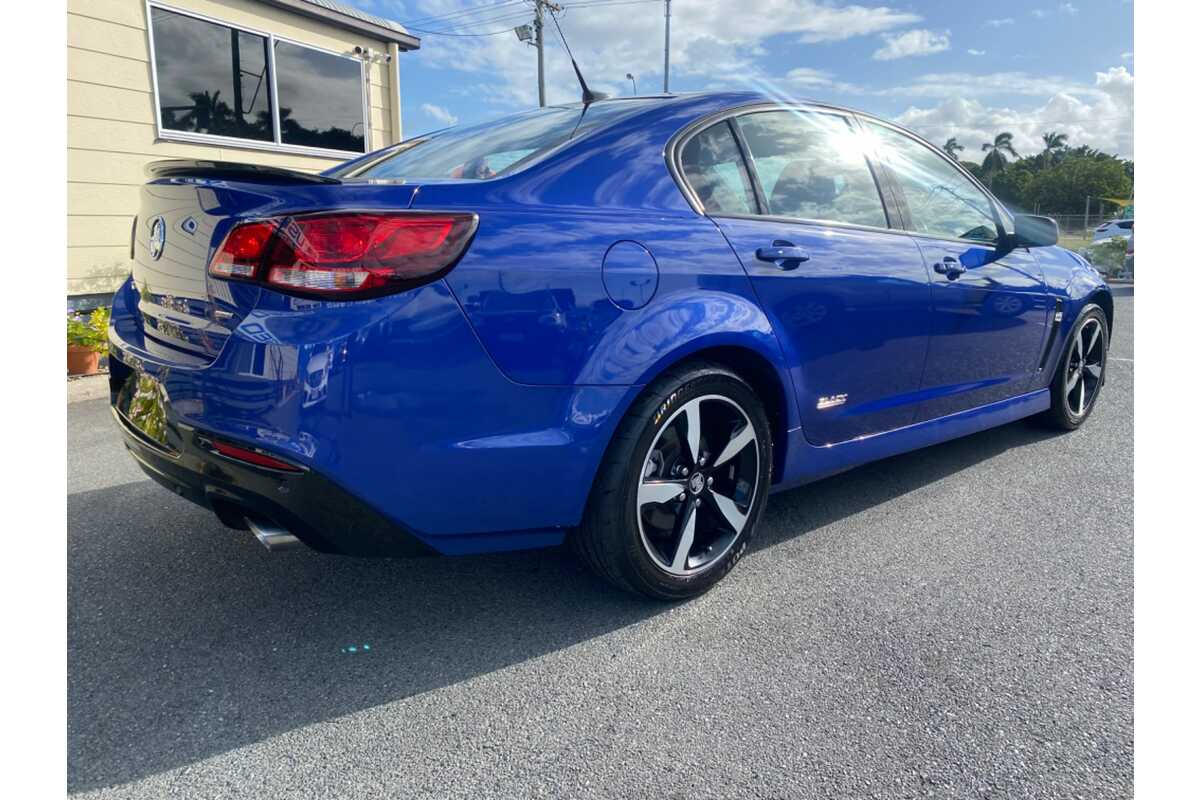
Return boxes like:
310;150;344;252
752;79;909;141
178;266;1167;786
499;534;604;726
130;160;420;365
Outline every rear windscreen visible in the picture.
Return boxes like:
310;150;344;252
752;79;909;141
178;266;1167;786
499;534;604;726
340;100;660;181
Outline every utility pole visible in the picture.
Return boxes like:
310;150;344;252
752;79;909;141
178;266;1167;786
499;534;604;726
533;1;562;107
663;0;672;93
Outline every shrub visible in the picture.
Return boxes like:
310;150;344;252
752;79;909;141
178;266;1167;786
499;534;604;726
67;307;111;353
1080;238;1129;276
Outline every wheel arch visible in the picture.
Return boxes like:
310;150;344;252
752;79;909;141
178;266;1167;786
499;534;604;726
1089;286;1115;339
624;340;795;483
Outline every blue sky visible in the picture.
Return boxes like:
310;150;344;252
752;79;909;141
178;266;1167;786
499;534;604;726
349;0;1133;158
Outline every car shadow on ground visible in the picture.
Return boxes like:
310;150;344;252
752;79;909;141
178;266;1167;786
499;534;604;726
68;416;1064;793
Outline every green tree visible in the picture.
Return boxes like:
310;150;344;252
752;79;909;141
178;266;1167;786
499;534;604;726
1025;155;1133;215
989;160;1038;210
981;132;1019;174
960;160;985;181
1040;131;1069;166
943;137;965;161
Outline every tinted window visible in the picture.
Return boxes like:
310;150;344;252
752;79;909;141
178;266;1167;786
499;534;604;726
274;41;364;152
867;123;1000;243
737;111;886;227
151;7;273;142
349;101;659;180
678;121;757;215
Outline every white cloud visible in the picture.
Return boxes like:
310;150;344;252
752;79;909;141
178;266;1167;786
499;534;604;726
967;48;986;56
1032;9;1049;19
890;66;1133;158
1060;2;1079;15
1122;51;1133;61
872;29;950;61
389;0;921;109
420;103;458;126
781;66;866;96
383;1;1131;162
882;71;1100;99
783;67;836;87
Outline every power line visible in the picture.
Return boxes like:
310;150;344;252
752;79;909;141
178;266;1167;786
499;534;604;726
422;9;536;30
400;1;526;27
564;0;659;7
402;0;659;38
404;4;538;36
407;8;535;31
404;23;523;37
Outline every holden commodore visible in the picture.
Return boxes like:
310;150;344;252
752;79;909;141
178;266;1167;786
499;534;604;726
109;92;1112;599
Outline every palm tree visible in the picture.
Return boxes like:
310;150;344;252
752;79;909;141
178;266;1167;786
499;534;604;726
176;90;230;134
1041;131;1068;152
981;132;1019;174
1040;131;1068;166
943;137;965;161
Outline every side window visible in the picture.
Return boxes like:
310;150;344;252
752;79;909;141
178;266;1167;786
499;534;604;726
866;123;1000;243
736;110;887;228
679;121;757;215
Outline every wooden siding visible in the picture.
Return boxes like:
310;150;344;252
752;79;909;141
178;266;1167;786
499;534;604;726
67;0;404;296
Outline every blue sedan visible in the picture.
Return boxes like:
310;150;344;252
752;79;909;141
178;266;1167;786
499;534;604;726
108;91;1112;599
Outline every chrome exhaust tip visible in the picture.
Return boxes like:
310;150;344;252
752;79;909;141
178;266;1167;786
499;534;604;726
246;518;303;551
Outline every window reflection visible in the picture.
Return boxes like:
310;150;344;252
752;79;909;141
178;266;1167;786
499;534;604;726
152;8;273;142
679;121;757;215
274;41;365;152
866;123;1000;243
351;101;660;180
738;111;887;228
149;6;368;153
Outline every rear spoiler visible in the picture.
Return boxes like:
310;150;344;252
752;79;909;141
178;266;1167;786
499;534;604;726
145;159;341;185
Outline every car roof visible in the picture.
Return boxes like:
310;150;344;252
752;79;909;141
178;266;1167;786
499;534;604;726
577;90;874;118
570;90;916;141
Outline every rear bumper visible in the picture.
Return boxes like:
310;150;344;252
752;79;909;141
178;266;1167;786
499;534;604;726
106;275;635;554
112;400;435;557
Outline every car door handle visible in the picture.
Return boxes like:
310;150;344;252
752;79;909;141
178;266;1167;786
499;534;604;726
755;241;810;270
934;256;966;279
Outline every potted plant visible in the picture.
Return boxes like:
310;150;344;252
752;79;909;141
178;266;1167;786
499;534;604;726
67;307;110;376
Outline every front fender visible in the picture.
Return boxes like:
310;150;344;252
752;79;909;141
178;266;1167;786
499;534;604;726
1033;245;1113;383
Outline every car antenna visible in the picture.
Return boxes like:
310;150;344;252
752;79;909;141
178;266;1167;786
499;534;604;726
548;8;608;106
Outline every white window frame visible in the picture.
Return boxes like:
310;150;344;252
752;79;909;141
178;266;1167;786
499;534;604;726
145;1;371;160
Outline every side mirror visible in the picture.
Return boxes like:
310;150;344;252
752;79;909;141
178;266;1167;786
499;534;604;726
1011;214;1059;248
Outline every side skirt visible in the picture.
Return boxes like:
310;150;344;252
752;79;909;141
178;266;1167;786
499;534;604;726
773;388;1051;492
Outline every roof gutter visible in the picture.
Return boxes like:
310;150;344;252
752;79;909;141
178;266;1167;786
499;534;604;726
257;0;421;50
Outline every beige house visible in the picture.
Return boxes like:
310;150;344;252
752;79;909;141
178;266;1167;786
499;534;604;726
67;0;420;306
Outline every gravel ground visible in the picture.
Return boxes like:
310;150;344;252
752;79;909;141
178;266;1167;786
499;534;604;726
68;290;1133;799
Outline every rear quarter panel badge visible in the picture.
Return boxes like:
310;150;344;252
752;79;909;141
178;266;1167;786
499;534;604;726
817;394;847;410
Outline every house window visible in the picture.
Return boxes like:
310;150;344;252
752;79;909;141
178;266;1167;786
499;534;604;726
148;5;367;155
274;41;365;152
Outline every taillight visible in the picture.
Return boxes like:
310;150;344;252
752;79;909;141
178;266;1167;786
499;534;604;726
209;212;478;299
210;221;274;279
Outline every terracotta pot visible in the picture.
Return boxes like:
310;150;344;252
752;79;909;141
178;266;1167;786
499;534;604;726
67;344;100;376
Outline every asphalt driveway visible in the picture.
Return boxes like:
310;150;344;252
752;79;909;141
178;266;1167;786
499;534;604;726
68;289;1133;799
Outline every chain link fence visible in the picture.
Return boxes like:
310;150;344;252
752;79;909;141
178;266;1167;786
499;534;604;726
1038;214;1133;280
1040;213;1130;238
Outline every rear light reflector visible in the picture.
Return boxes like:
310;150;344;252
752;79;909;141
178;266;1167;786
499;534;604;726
210;439;302;472
209;212;477;299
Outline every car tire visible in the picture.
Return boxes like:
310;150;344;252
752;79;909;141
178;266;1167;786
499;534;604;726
1042;303;1109;430
573;361;773;600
